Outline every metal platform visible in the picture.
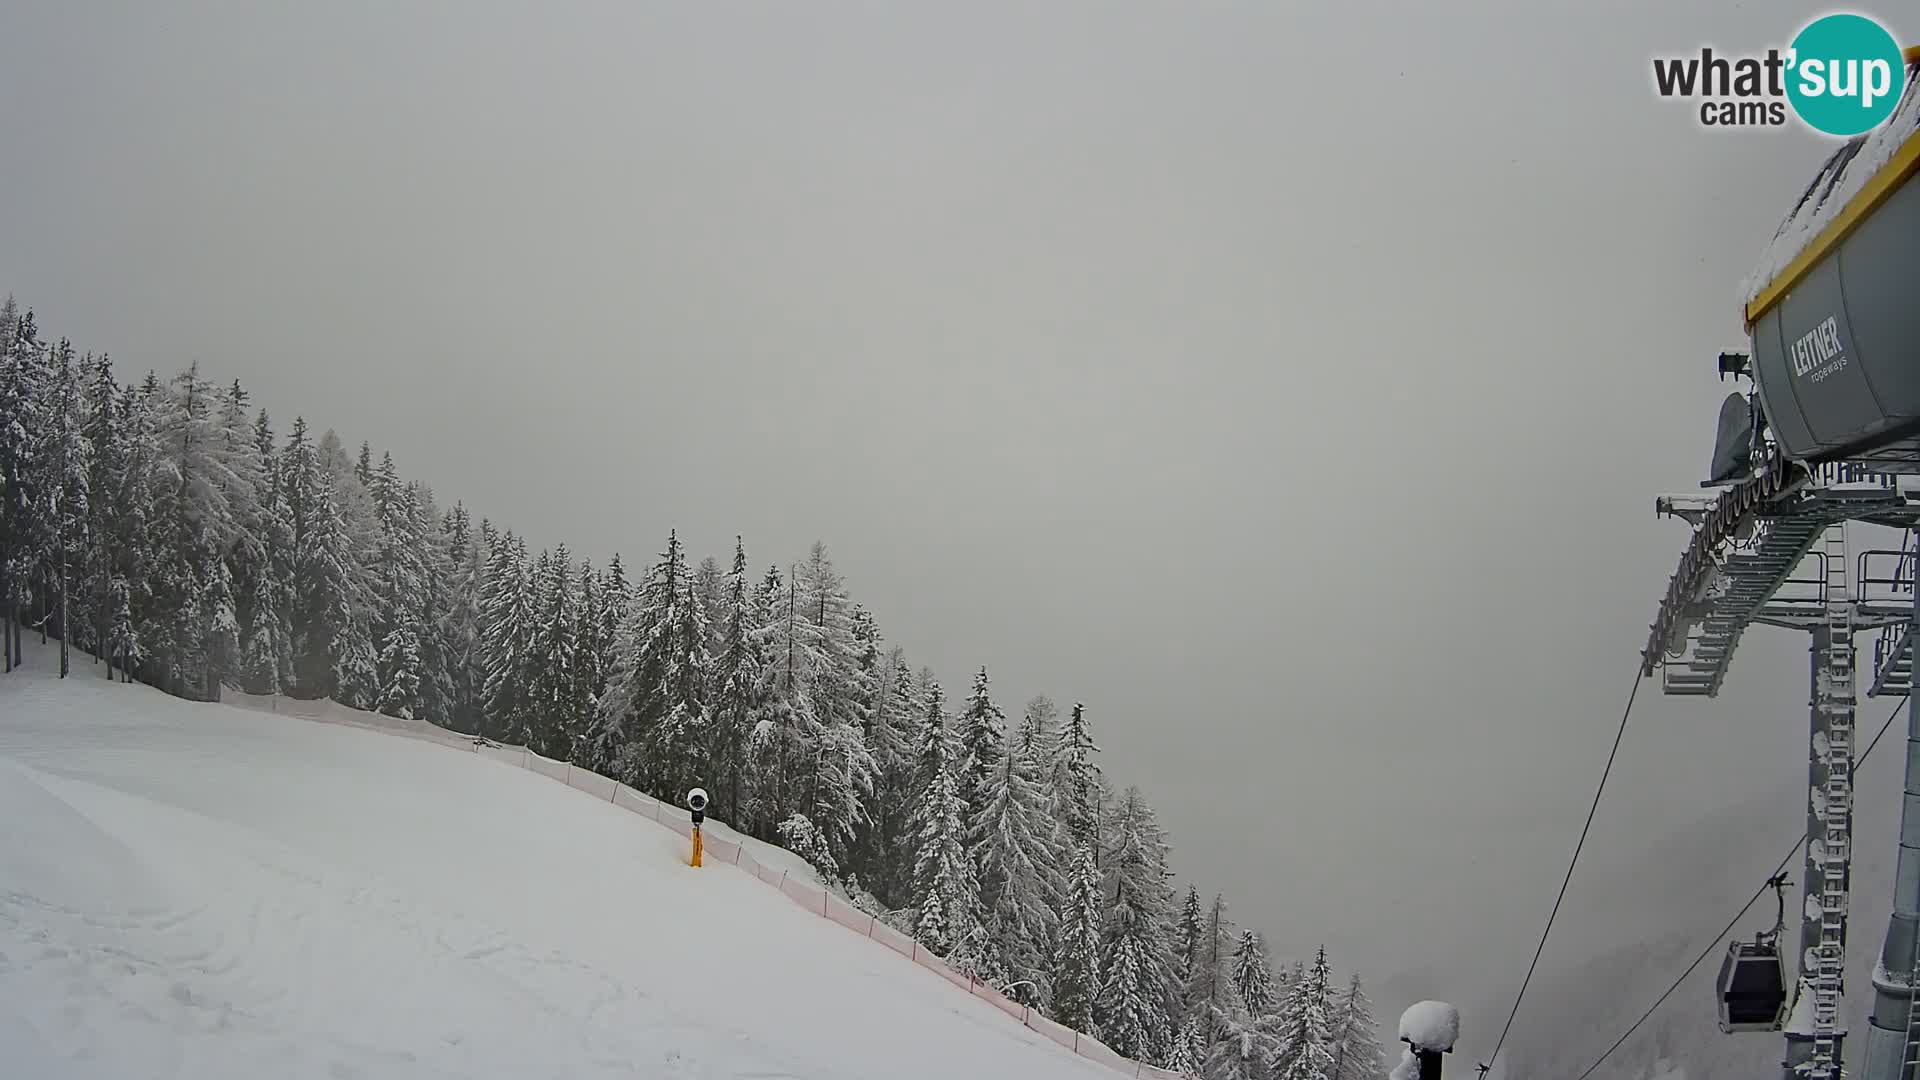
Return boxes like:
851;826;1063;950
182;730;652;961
1646;463;1919;697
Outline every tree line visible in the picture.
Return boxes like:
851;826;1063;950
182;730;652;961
0;297;1386;1078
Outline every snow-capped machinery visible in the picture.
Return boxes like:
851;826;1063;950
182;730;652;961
1643;49;1920;1080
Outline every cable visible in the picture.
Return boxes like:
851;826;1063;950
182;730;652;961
1480;666;1646;1075
1570;695;1912;1080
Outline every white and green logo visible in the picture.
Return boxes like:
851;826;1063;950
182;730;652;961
1652;12;1907;135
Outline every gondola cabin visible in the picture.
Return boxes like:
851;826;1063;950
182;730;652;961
1716;937;1788;1033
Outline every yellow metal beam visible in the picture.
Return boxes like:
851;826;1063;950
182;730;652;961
1744;48;1920;329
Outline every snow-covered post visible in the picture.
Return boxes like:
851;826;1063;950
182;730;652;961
1396;1000;1459;1080
687;787;708;867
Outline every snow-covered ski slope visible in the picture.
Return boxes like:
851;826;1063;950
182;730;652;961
0;647;1159;1080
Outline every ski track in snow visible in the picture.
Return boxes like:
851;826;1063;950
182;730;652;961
0;659;1115;1080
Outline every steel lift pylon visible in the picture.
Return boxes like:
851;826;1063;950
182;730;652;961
1647;461;1920;1079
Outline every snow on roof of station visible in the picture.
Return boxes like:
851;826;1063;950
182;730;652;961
1741;65;1920;310
1398;1000;1460;1051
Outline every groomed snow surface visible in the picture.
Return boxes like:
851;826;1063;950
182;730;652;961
0;646;1130;1080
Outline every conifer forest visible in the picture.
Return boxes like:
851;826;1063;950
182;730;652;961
0;298;1387;1077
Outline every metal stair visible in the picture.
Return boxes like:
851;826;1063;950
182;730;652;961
1872;539;1919;698
1810;526;1856;1079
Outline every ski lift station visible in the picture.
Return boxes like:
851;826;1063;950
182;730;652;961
1644;47;1920;1080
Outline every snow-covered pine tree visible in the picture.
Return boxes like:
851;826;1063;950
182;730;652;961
1018;695;1059;775
1095;875;1162;1061
409;485;458;727
1098;786;1180;1065
240;409;294;694
851;645;920;906
284;419;344;696
522;544;578;755
706;537;766;824
663;548;712;790
80;353;127;673
437;504;486;733
1327;973;1384;1080
38;342;90;677
200;551;242;696
0;296;21;663
791;543;874;864
1177;886;1204;989
479;530;534;742
1051;701;1104;853
109;376;160;681
1201;1005;1280;1080
849;605;880;739
370;454;427;720
244;560;284;692
0;303;49;672
566;556;601;758
1266;946;1337;1080
316;429;379;707
144;363;244;695
910;680;987;969
693;554;726;660
1231;930;1278;1017
777;811;841;885
1052;840;1104;1036
594;531;709;794
212;381;268;686
1191;893;1237;1015
955;667;1004;833
975;696;1065;1010
753;561;820;828
106;574;139;680
738;563;791;834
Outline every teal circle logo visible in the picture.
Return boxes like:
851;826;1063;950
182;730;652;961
1786;14;1906;136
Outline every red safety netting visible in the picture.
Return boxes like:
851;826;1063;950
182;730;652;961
1026;1012;1082;1052
526;752;571;783
824;893;874;938
567;767;621;802
216;689;1195;1079
869;920;918;959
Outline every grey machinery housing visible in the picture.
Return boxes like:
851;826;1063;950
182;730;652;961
1748;148;1920;466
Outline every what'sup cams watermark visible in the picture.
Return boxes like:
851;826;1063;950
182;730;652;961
1652;12;1907;135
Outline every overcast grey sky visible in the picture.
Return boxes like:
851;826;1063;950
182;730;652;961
0;0;1877;1067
